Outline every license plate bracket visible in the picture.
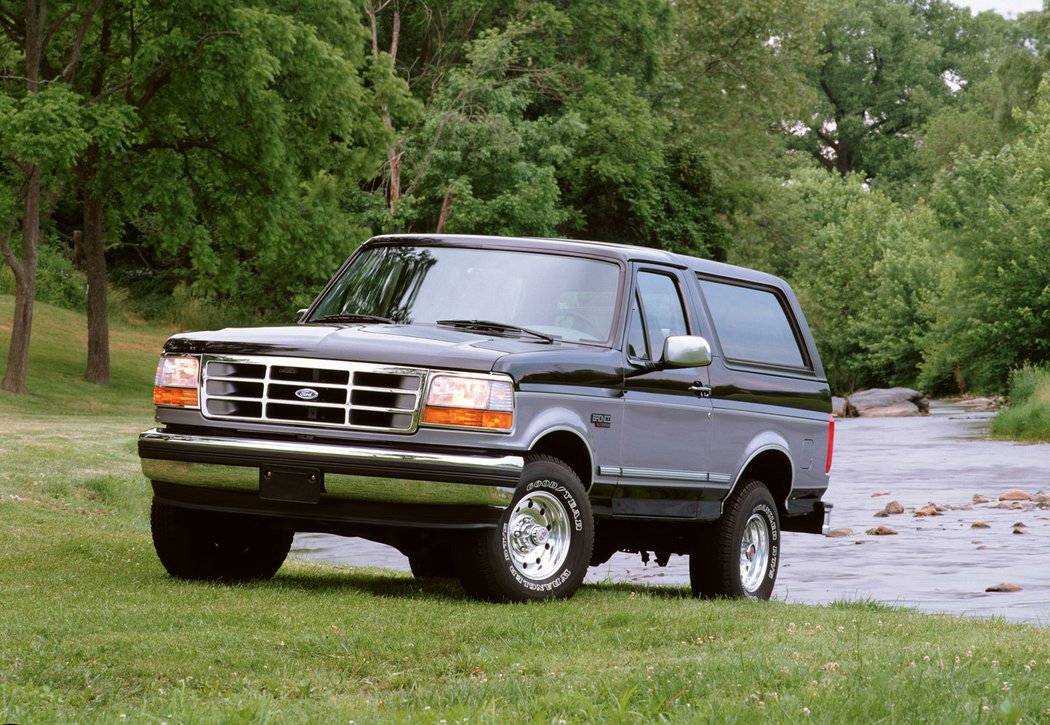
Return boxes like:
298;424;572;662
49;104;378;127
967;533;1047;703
259;467;323;504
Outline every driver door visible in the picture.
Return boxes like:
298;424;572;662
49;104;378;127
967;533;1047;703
614;268;713;518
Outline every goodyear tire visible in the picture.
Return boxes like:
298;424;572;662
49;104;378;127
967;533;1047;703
459;455;593;602
690;480;780;600
151;498;293;582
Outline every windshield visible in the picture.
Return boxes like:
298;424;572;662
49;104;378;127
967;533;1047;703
309;245;622;343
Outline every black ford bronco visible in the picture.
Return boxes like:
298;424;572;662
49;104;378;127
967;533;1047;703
139;234;833;602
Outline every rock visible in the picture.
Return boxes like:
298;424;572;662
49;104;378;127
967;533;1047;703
827;528;853;538
1012;528;1025;535
999;489;1032;501
871;491;891;497
986;583;1022;593
883;500;905;515
866;525;898;536
873;510;889;518
972;495;989;504
1011;521;1026;528
961;396;1002;412
831;396;848;418
1032;492;1050;504
971;521;990;529
914;503;942;517
971;539;982;544
846;388;930;418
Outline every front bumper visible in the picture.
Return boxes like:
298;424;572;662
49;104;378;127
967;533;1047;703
138;429;523;528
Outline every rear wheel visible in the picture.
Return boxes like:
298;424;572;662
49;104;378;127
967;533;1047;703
458;455;593;602
151;498;293;582
690;480;780;600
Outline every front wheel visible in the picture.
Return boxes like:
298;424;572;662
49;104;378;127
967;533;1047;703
151;498;293;582
458;455;593;602
690;480;780;600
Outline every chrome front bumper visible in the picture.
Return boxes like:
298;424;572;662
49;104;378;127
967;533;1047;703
138;428;522;508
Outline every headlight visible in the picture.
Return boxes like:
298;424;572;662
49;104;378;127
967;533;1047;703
422;374;513;431
153;355;200;408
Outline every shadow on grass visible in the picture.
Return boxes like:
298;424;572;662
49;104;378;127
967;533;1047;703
272;570;470;601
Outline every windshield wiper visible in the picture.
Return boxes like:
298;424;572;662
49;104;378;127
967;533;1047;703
310;313;394;324
437;319;554;343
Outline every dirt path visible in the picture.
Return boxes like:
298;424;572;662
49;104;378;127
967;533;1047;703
293;401;1050;623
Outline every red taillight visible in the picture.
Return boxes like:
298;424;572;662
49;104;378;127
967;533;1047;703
825;414;835;473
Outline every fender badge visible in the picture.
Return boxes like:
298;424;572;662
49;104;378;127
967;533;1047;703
591;413;612;429
295;388;320;400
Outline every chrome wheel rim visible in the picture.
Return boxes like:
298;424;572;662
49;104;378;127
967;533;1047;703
739;512;770;593
507;490;571;581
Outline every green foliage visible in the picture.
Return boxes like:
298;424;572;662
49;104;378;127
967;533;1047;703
924;91;1050;393
392;18;583;236
790;0;1003;189
990;365;1050;442
0;85;91;169
734;167;938;393
34;244;88;313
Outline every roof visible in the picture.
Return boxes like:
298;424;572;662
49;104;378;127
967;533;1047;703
368;233;786;288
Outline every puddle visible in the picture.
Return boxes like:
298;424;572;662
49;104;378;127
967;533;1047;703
292;401;1050;624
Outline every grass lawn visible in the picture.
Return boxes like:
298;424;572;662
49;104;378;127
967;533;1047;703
2;295;1049;722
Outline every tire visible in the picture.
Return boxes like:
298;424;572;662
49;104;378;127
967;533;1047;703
690;480;780;600
151;498;293;582
408;550;457;579
458;455;593;602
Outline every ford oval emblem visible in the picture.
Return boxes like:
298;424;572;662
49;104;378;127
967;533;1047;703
295;388;320;400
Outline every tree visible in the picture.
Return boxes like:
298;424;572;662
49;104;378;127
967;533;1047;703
787;0;1000;189
924;90;1050;393
0;1;100;394
80;0;390;352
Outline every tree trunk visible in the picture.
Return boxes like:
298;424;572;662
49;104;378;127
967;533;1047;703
80;146;110;384
2;166;41;395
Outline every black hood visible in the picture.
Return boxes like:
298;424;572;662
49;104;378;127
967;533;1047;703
163;323;581;373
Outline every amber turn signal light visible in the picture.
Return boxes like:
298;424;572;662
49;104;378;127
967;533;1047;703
422;406;512;430
153;386;200;408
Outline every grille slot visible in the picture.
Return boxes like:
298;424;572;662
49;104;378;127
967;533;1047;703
201;355;425;433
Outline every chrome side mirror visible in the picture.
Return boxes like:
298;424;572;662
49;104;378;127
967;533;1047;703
661;335;712;368
295;308;309;323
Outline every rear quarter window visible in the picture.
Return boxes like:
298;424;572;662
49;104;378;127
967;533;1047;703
698;278;807;369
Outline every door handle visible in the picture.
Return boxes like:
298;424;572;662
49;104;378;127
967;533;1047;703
689;383;712;398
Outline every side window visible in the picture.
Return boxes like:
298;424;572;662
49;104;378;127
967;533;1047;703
699;278;807;368
627;271;689;361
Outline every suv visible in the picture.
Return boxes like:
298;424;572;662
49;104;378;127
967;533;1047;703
140;234;833;602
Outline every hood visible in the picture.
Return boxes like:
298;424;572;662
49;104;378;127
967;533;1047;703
162;323;577;373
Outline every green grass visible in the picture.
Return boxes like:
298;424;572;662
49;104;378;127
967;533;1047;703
2;297;1050;722
991;365;1050;443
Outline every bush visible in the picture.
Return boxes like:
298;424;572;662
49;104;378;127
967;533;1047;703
0;243;87;312
990;365;1050;442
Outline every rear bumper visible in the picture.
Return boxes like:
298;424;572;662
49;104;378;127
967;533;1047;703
138;428;523;528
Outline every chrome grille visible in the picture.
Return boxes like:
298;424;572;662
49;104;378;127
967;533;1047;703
200;355;426;433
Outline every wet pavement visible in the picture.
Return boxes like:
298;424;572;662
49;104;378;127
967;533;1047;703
292;401;1050;624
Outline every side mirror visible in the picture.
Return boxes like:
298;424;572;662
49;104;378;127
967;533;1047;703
661;335;712;368
295;308;309;323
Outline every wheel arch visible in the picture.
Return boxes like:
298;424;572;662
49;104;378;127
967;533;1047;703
727;444;794;514
527;428;594;491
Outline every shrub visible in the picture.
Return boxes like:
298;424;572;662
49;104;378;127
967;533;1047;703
990;365;1050;442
